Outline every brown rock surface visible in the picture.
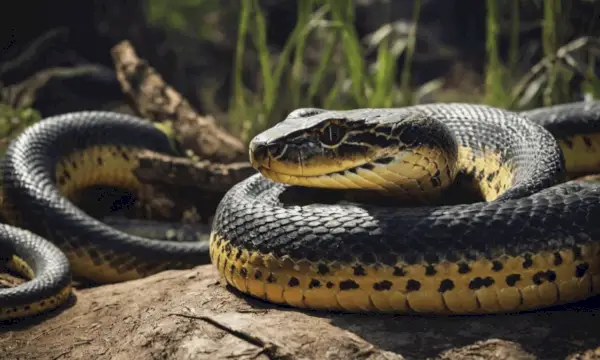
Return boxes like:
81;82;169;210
1;265;600;360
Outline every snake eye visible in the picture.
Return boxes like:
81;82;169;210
319;123;346;146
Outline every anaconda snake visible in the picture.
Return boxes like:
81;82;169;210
210;101;600;314
1;102;600;320
0;112;210;320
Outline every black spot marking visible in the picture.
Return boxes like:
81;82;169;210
406;279;421;292
486;171;497;182
240;268;248;278
97;157;104;165
438;279;455;292
71;161;78;169
373;280;393;291
575;263;589;278
425;265;437;276
49;298;56;304
532;270;557;285
87;248;101;262
348;168;357;174
224;244;232;255
353;265;367;276
63;170;71;180
494;183;501;194
393;266;406;276
339;280;360;290
468;276;495;290
430;170;441;187
222;259;229;273
57;176;66;186
40;301;46;307
309;279;321;289
362;163;375;170
288;277;300;287
317;264;330;275
235;251;243;260
506;274;521;286
572;246;583;260
24;305;31;311
254;270;263;279
122;152;130;161
522;254;533;269
583;136;593;147
563;138;574;149
476;170;485;181
457;262;471;274
230;264;236;274
375;157;395;165
553;252;563;266
326;281;335;289
266;274;277;283
491;260;503;272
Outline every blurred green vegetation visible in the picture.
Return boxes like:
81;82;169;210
2;0;599;147
0;105;40;157
146;0;600;142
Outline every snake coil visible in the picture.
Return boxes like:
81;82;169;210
210;101;600;314
2;102;600;320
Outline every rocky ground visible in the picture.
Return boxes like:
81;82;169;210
1;264;600;360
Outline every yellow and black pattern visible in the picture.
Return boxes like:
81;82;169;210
212;235;599;314
3;101;600;320
211;101;600;314
0;226;72;321
0;112;211;320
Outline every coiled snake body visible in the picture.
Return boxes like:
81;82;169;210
0;112;210;320
1;102;600;320
211;101;600;314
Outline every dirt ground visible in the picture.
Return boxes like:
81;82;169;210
1;265;600;360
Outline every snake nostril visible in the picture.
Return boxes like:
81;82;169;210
250;142;268;161
267;143;284;157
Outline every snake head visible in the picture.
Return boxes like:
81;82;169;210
249;108;459;193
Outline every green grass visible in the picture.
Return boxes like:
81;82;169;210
228;0;431;142
4;0;598;149
223;0;600;142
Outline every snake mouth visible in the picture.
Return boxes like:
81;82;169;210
252;148;380;181
256;162;383;190
250;144;375;179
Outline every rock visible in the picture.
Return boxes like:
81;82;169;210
1;265;599;359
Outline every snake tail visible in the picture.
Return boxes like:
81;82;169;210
0;225;71;321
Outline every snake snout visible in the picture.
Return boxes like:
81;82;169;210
249;140;285;169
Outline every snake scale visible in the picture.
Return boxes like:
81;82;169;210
0;112;210;320
211;101;600;314
1;101;600;321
